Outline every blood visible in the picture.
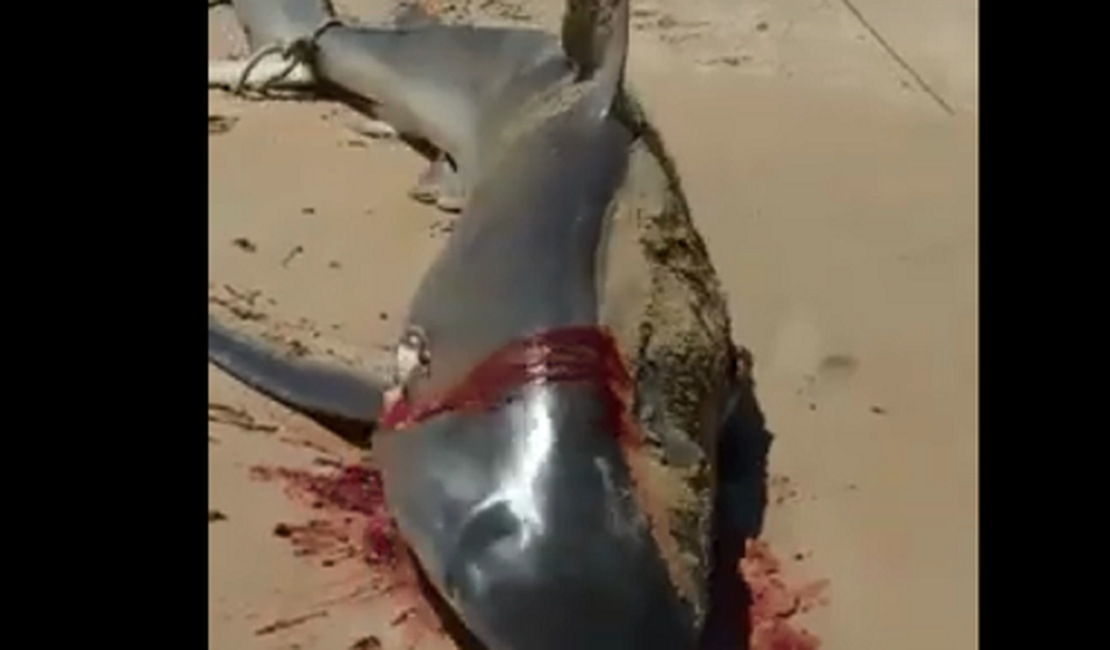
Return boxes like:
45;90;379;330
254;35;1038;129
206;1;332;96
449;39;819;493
739;539;830;650
250;464;401;566
249;462;450;646
379;326;639;447
253;326;642;585
258;328;816;649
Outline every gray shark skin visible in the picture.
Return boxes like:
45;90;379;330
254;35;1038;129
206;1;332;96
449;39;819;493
312;23;569;197
208;315;385;423
208;1;745;648
218;0;577;206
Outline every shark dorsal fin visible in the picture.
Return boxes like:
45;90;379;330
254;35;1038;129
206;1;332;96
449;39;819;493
560;0;630;120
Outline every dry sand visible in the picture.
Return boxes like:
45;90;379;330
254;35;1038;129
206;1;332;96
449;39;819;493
208;1;978;648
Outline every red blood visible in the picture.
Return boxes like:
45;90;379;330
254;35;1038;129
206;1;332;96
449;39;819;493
379;326;639;446
739;539;829;650
251;464;401;566
254;327;650;645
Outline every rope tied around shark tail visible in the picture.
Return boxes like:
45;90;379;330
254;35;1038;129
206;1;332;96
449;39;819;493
231;18;345;96
378;326;641;446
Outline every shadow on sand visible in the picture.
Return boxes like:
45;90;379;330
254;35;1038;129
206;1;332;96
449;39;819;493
701;373;773;650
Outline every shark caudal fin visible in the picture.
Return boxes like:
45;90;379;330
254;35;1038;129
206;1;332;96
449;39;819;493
208;316;387;425
560;0;630;120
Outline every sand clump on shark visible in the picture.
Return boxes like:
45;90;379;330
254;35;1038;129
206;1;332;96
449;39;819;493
208;1;752;647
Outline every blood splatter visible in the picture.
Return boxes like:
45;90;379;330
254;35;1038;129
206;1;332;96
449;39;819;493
249;462;450;647
739;539;830;650
250;464;402;567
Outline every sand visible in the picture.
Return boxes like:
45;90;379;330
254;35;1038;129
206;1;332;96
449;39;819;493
207;1;978;649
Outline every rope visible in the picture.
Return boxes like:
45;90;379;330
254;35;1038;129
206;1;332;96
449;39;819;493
231;18;345;95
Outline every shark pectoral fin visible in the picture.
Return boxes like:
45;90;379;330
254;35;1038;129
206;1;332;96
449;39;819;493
208;316;388;425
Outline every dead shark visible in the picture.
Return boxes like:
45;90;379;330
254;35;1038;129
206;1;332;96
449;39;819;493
208;1;746;647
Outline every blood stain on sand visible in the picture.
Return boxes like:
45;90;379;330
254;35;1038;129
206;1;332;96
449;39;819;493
245;463;825;649
739;539;830;650
248;463;449;647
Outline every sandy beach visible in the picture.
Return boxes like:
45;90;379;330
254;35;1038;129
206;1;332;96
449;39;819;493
208;1;978;648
